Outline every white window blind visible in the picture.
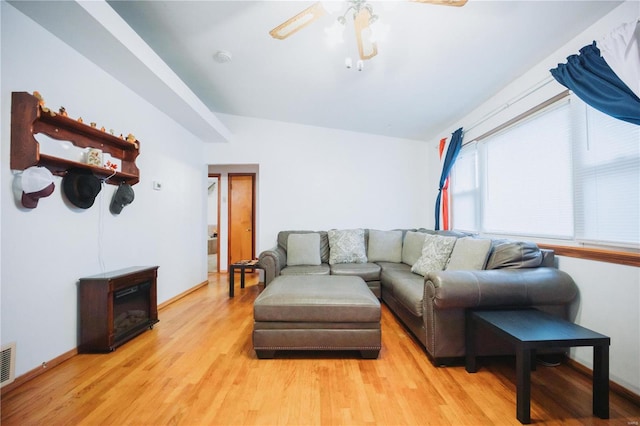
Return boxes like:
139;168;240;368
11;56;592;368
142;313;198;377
481;101;574;238
573;98;640;246
451;93;640;248
451;143;478;231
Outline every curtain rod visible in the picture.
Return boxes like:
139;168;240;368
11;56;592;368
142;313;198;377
464;75;556;135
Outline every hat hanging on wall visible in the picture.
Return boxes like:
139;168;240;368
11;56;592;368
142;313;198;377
110;183;134;215
62;168;102;209
20;166;55;209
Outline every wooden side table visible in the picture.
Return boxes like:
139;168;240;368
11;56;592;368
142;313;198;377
229;260;263;297
465;308;610;424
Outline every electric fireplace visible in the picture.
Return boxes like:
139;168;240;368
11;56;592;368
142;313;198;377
78;266;159;353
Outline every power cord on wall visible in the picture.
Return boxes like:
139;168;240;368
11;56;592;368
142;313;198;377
97;170;117;274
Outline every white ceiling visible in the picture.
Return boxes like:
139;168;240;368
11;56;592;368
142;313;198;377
12;1;624;142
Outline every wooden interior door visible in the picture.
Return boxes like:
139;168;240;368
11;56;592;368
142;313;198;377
228;174;255;265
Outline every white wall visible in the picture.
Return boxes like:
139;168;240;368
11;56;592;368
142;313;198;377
205;114;434;268
1;3;208;377
206;177;218;227
428;1;640;395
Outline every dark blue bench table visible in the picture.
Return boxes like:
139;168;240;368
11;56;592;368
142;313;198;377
465;308;610;424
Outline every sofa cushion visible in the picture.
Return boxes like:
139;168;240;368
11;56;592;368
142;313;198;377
278;230;330;264
446;237;492;270
328;229;368;264
411;234;457;276
486;239;543;269
379;263;413;296
367;229;403;263
390;273;425;317
281;264;331;276
330;263;381;281
402;231;428;266
287;233;321;266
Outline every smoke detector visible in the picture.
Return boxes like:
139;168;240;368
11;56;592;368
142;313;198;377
213;50;232;64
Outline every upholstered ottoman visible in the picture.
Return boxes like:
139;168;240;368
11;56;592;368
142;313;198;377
253;275;381;359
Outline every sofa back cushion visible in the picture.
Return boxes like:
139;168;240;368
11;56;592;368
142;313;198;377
445;237;492;270
278;230;329;264
328;228;368;264
367;229;403;263
485;239;543;269
402;231;428;266
287;233;322;266
411;234;457;276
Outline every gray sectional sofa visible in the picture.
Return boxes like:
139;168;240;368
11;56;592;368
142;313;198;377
258;228;578;364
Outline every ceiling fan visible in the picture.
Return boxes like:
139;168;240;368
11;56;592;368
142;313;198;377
269;0;467;61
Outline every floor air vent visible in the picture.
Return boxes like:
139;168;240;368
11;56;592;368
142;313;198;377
1;342;16;388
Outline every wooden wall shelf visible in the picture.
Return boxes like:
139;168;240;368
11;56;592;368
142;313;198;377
10;91;140;185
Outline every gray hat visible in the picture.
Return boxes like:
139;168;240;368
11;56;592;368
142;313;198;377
110;183;134;214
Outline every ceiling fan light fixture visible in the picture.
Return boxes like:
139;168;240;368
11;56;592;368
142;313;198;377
369;16;390;43
269;2;327;40
354;7;377;60
325;18;346;46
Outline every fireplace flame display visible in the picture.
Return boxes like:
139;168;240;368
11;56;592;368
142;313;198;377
114;310;148;336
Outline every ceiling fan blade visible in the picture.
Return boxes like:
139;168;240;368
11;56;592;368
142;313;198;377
410;0;468;7
354;7;378;60
269;2;327;40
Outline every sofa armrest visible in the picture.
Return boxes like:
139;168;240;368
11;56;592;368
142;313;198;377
424;267;578;310
258;247;287;285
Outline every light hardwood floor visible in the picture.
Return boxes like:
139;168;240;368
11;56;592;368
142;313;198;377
2;273;639;425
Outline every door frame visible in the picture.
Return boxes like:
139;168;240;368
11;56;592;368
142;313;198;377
208;174;221;273
227;173;256;265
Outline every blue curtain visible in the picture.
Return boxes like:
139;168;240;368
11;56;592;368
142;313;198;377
550;42;640;126
435;127;463;230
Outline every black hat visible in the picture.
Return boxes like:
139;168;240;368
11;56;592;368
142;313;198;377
110;183;134;215
63;168;101;209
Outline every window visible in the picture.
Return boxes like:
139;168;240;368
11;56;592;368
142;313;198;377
573;98;640;246
451;93;640;248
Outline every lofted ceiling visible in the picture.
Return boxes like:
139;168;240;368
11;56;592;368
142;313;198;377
12;1;625;142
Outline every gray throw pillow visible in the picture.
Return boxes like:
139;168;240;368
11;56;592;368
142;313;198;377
367;229;403;263
402;231;428;266
287;233;321;266
411;234;457;277
445;237;492;270
486;239;543;269
328;229;368;264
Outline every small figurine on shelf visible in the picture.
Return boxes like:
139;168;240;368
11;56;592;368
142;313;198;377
126;133;136;143
59;106;68;117
33;91;55;116
100;126;106;132
90;122;97;128
109;129;115;135
105;160;118;171
77;117;84;123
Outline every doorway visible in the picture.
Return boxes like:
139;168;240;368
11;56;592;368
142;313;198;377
207;174;220;273
228;173;256;265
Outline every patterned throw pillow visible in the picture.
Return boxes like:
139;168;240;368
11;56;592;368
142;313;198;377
328;229;368;264
411;234;457;277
